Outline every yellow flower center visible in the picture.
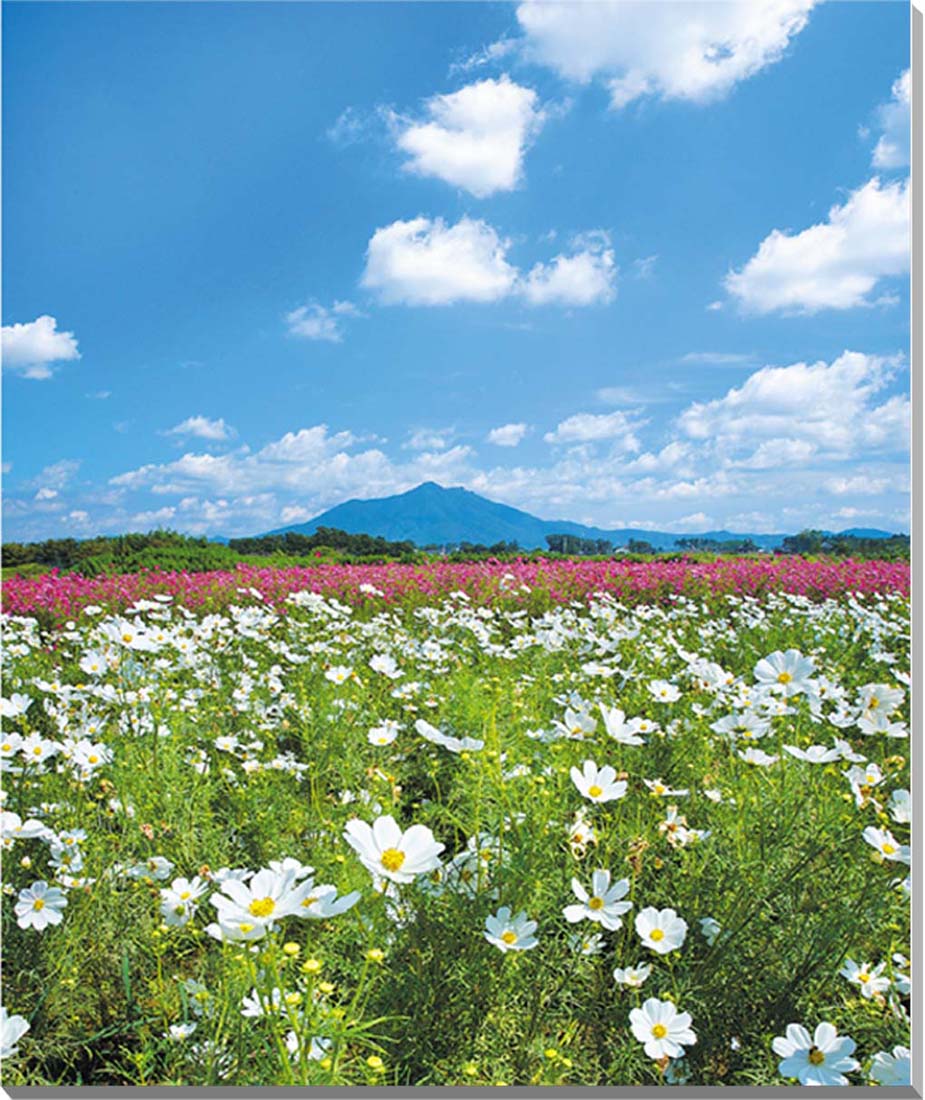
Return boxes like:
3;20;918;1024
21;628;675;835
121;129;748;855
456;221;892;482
777;671;792;684
654;784;666;795
588;785;603;798
858;973;870;983
380;848;406;872
33;898;45;911
180;891;192;900
248;896;276;918
588;896;604;911
869;698;879;708
122;634;133;644
1;744;11;752
238;922;254;933
501;931;518;945
33;747;43;756
882;843;896;855
88;755;99;764
651;1024;668;1039
808;1048;825;1066
650;928;665;942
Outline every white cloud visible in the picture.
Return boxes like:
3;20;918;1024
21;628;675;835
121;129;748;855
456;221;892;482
514;0;815;107
394;76;545;197
164;415;236;442
725;177;909;313
825;473;906;497
871;70;909;170
677;351;908;459
680;351;754;366
279;504;313;525
2;315;81;379
286;300;361;343
362;216;616;308
31;459;81;491
544;410;641;449
520;238;616;306
362;216;518;305
34;488;59;502
110;424;473;507
487;422;528;447
404;428;449;451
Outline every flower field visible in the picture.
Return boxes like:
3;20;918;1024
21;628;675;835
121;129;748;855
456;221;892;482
0;555;911;624
0;565;911;1086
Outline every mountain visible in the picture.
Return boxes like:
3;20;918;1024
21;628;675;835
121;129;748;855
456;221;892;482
259;481;878;550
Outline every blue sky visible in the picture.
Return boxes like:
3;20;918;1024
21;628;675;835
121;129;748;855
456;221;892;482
2;1;911;540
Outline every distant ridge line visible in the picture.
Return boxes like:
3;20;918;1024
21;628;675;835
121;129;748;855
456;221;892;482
256;482;899;551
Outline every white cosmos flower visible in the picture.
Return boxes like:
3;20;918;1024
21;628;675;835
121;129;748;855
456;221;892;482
783;744;841;764
635;906;687;955
296;883;361;919
15;881;67;931
562;869;632;931
599;704;644;745
483;906;538;952
570;760;626;804
0;694;32;719
838;958;890;998
1;1006;30;1059
772;1022;858;1086
207;866;316;941
699;917;721;945
754;649;814;695
613;962;651;988
414;719;484;754
567;931;605;956
554;707;597;740
159;876;209;926
369;654;402;678
629;998;696;1060
343;815;444;884
888;789;910;824
862;826;910;865
648;680;681;703
738;748;779;766
869;1045;911;1086
368;724;399;746
643;777;688;797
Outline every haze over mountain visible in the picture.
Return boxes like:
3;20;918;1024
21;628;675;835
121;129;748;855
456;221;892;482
262;482;894;551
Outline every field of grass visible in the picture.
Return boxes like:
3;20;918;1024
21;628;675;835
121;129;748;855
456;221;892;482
0;571;911;1086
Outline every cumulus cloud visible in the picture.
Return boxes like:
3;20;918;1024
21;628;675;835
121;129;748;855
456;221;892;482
520;235;616;306
514;0;816;107
286;300;361;343
677;351;908;460
393;76;545;197
487;422;529;447
2;315;81;380
362;216;615;307
362;217;518;305
544;410;641;449
110;424;474;507
164;415;237;442
725;177;909;313
871;70;909;170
